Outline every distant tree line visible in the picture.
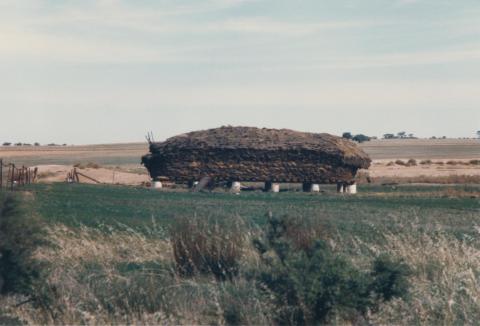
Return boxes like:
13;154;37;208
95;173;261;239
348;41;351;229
382;131;417;139
343;130;480;141
342;132;374;143
1;142;67;147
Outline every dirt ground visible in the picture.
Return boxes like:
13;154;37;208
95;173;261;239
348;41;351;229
368;159;480;178
35;165;151;185
1;139;479;185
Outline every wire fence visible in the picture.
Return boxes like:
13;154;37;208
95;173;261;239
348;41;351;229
0;159;38;191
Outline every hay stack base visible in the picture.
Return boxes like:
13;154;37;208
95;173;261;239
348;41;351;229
142;126;371;185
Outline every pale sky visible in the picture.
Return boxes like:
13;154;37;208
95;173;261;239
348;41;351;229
1;0;479;144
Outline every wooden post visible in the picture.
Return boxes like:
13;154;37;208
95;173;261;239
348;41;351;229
302;182;312;192
264;181;272;192
33;167;38;183
10;164;15;191
0;159;3;189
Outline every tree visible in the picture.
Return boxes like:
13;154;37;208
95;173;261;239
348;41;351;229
383;133;395;139
352;134;371;143
2;142;11;147
477;130;480;139
342;132;353;140
397;131;406;138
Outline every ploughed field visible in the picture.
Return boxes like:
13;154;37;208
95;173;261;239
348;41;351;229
2;183;480;324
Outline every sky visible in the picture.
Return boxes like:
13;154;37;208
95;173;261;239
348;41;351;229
0;0;479;144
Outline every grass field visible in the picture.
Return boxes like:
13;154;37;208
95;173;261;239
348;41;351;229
2;180;480;324
29;183;480;240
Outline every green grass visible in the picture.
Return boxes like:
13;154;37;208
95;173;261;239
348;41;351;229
25;183;480;243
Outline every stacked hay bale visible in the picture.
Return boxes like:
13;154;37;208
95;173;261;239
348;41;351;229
142;126;370;185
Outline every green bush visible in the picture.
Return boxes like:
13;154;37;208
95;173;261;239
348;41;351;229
0;194;47;296
253;215;411;325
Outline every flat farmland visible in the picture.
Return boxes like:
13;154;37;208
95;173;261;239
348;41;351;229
359;138;480;160
1;139;478;165
0;143;148;167
0;139;479;185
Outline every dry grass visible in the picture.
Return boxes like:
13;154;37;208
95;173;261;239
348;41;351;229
372;174;480;185
171;217;246;280
37;224;171;264
372;228;479;324
327;217;480;325
0;223;268;325
74;162;101;169
2;208;480;324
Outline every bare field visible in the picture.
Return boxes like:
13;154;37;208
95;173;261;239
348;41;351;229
360;138;480;159
1;139;479;184
0;143;148;167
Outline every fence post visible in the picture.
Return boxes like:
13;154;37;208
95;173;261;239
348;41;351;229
11;164;15;191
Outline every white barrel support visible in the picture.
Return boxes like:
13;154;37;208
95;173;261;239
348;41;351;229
311;184;320;192
345;183;357;194
231;181;241;193
271;183;280;193
153;181;163;189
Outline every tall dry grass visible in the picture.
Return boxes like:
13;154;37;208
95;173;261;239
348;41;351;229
2;213;480;324
336;219;480;325
0;222;270;325
171;217;246;280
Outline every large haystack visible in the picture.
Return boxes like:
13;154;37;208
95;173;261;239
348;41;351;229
142;126;371;184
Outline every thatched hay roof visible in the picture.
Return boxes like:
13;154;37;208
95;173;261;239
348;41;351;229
150;126;370;169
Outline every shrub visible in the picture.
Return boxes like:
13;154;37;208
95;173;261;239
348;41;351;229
352;134;371;143
0;194;47;295
86;162;100;169
469;159;480;165
170;217;245;280
406;159;417;166
74;162;101;169
370;254;411;301
395;160;407;166
420;160;432;165
2;142;11;146
253;215;411;325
